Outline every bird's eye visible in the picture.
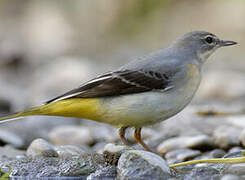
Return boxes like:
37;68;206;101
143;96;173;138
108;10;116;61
205;36;214;44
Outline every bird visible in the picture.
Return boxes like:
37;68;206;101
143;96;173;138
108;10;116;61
0;31;237;152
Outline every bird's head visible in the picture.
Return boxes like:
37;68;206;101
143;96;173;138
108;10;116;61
172;31;237;63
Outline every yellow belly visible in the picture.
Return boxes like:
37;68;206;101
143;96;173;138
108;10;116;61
43;98;105;121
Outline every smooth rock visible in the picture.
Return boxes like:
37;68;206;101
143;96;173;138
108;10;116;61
221;174;240;180
228;147;242;154
223;163;245;176
218;151;245;177
0;129;24;148
9;153;105;177
227;116;245;128
184;166;221;180
208;149;226;158
26;138;58;158
117;150;171;180
49;125;94;146
212;125;241;149
165;148;201;164
223;151;244;158
157;135;212;154
92;142;108;154
54;145;88;158
103;143;132;165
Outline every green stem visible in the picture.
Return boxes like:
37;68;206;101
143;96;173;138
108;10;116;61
169;157;245;168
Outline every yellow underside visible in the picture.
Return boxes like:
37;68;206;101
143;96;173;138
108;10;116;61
0;98;109;124
40;98;104;121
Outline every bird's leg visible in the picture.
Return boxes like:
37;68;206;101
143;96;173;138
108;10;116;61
134;127;152;152
118;127;130;145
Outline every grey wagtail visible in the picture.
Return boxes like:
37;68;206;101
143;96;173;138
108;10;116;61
0;31;237;152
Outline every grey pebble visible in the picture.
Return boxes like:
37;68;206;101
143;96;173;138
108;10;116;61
0;129;24;148
103;143;132;165
92;142;108;154
184;166;221;180
216;150;245;177
228;147;242;154
227;116;245;129
117;150;171;180
49;125;94;146
26;138;58;158
209;149;226;158
54;145;88;158
212;125;241;149
223;163;245;176
221;174;240;180
165;148;201;164
157;135;212;154
9;153;106;177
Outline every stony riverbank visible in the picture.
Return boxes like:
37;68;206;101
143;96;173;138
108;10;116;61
0;104;245;179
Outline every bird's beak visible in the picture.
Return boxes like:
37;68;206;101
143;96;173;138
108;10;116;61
219;40;237;46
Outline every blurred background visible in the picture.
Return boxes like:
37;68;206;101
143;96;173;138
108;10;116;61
0;0;244;149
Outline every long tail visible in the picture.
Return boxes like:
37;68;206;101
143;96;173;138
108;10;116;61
0;98;101;123
0;104;56;123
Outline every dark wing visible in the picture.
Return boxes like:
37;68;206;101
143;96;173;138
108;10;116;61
46;70;172;104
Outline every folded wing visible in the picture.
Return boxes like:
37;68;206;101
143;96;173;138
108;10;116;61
46;70;172;104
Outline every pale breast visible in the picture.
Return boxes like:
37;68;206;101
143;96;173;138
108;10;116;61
97;64;201;127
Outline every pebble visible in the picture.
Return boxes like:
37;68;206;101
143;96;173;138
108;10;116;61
165;148;201;163
26;138;58;158
117;150;171;180
228;147;242;154
103;143;131;154
221;174;240;180
49;125;94;146
92;142;108;154
208;149;226;158
10;153;106;177
102;143;132;165
184;166;221;180
212;125;241;149
54;145;88;158
0;129;25;148
224;151;244;158
227;116;245;128
157;135;212;154
223;163;245;176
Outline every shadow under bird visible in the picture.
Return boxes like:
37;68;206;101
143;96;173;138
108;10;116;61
0;31;237;152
